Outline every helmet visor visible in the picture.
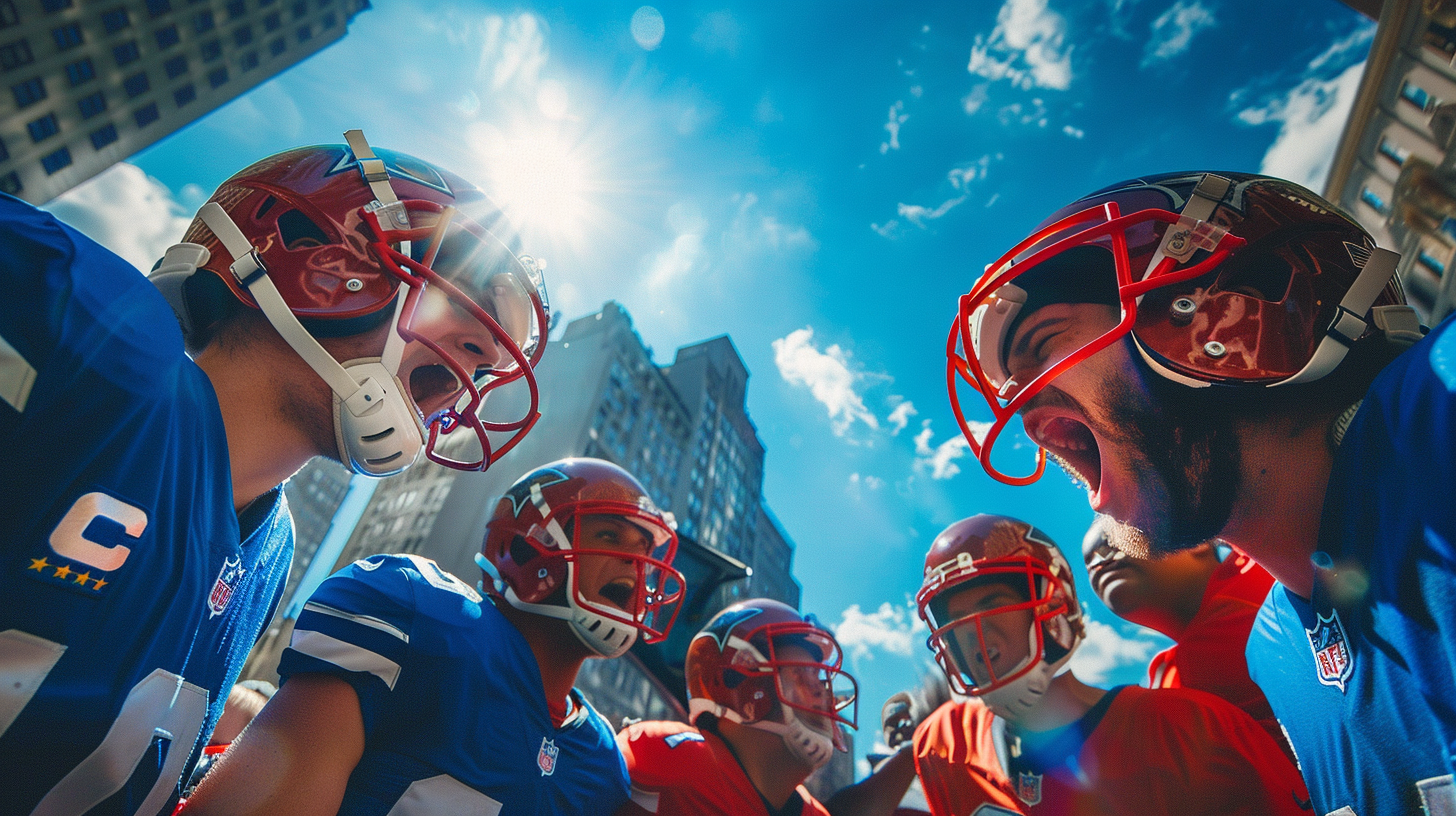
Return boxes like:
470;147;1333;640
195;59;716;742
757;622;858;734
558;501;686;645
922;564;1059;695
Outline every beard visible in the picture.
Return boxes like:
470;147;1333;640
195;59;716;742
1091;357;1243;557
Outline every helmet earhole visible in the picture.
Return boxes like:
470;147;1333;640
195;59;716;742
509;534;535;567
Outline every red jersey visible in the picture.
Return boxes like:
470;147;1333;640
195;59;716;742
912;687;1309;816
1146;552;1291;760
616;720;832;816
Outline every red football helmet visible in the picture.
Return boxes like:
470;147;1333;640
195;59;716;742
917;515;1083;720
480;458;685;658
686;599;857;769
947;171;1422;484
151;130;548;476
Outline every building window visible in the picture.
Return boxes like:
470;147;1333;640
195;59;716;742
41;0;72;12
297;24;311;42
173;82;194;105
122;71;149;97
268;36;284;56
77;90;105;118
113;40;139;65
27;112;59;142
155;24;179;49
0;135;7;161
1376;138;1410;166
194;10;213;33
240;50;257;70
133;102;159;127
321;11;335;27
1418;249;1447;275
227;0;246;18
0;1;17;28
292;0;306;18
208;66;227;87
0;171;21;195
90;122;117;149
147;0;172;18
164;54;187;77
64;57;94;85
264;12;280;30
1400;80;1436;113
1360;186;1388;214
200;38;221;61
52;23;83;50
102;8;131;33
41;146;71;174
11;76;44;107
0;38;32;70
233;25;252;45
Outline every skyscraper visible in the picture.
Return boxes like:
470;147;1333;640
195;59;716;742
0;0;370;204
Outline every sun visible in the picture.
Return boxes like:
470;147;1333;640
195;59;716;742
468;118;599;251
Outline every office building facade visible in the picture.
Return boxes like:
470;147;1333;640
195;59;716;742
0;0;369;204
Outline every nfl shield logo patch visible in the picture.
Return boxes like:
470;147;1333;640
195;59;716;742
1016;771;1043;806
208;556;246;619
1306;609;1354;692
537;737;559;776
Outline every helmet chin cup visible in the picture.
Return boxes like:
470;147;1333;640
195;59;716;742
978;638;1076;722
147;242;211;343
569;606;639;658
752;710;835;770
332;359;425;477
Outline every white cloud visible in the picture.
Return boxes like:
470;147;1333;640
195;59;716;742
913;420;980;480
898;196;967;228
998;98;1049;127
967;0;1073;92
948;154;998;190
849;472;885;491
962;83;991;115
773;327;881;436
887;400;918;435
1062;124;1085;139
644;231;707;290
870;220;901;239
47;163;194;273
880;101;909;154
834;601;927;662
1141;1;1216;67
1066;618;1164;684
731;193;816;251
1237;61;1366;191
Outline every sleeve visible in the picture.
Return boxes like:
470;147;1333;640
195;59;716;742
912;702;1026;816
615;724;667;814
1108;689;1308;816
277;554;417;736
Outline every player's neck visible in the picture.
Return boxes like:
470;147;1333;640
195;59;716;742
1008;671;1105;734
1217;418;1334;599
493;598;590;713
194;343;318;512
714;719;813;811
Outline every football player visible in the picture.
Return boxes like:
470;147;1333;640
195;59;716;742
0;131;547;814
1080;519;1289;760
182;458;684;814
616;599;856;816
912;514;1309;816
944;170;1454;814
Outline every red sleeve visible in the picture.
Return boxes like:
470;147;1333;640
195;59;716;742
1085;688;1308;816
912;701;1027;816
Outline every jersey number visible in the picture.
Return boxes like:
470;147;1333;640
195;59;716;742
0;630;208;816
49;491;148;571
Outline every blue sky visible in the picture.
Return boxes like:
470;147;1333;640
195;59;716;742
51;0;1374;773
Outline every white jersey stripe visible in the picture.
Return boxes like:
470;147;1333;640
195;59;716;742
290;629;402;689
0;331;37;413
303;601;410;643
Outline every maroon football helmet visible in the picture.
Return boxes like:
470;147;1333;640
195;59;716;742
917;515;1083;720
153;130;548;476
686;599;857;768
947;171;1420;484
480;458;685;658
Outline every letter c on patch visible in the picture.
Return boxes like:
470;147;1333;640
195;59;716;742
49;492;147;571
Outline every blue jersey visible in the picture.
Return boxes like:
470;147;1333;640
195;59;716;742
0;194;294;815
1248;315;1456;816
279;554;630;815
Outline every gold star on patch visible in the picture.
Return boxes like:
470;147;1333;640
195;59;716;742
53;564;72;580
92;577;108;591
28;557;50;572
72;571;91;586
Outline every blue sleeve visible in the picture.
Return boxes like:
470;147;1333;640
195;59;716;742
278;554;419;736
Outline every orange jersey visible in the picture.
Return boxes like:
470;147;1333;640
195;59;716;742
616;720;832;816
913;687;1309;816
1145;552;1291;760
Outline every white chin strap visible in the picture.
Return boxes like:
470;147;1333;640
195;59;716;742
501;585;638;658
193;202;425;477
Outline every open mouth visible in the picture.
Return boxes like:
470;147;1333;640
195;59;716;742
409;363;463;411
598;578;637;611
1026;413;1102;495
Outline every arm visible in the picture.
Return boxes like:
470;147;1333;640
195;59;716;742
824;747;919;816
180;673;365;816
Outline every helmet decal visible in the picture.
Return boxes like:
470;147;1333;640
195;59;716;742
697;606;764;650
325;147;454;196
503;467;569;517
